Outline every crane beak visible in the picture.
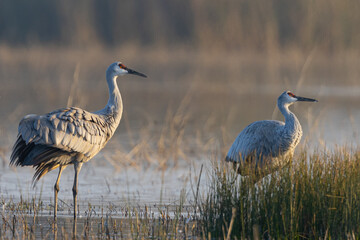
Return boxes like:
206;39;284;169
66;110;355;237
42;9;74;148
126;68;147;78
296;96;318;102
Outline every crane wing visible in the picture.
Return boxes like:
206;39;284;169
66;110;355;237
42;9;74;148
18;107;110;158
226;120;284;163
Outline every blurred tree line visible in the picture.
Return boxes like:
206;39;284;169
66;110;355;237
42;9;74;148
0;0;359;51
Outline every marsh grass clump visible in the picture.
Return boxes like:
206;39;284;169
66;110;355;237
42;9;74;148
199;148;360;239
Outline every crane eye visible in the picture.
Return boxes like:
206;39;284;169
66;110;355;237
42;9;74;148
287;92;296;98
118;63;126;69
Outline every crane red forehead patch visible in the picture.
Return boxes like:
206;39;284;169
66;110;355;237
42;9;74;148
287;92;296;98
118;63;126;69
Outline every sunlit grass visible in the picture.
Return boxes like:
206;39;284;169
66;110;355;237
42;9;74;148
199;147;360;239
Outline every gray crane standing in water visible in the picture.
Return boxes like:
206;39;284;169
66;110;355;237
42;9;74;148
10;62;147;220
225;91;317;182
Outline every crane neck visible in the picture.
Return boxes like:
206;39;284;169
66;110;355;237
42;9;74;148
278;102;301;133
102;70;123;122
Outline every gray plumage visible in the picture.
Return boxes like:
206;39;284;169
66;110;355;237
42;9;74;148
11;107;115;180
10;62;147;220
225;91;317;180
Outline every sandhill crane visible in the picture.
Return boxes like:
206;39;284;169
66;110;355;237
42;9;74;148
225;91;317;182
10;62;147;220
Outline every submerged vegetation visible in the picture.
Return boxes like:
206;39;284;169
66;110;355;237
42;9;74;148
200;148;360;239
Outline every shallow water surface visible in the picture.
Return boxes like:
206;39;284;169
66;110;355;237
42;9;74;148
0;160;202;238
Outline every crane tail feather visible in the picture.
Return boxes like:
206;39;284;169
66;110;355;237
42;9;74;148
10;135;34;166
32;163;60;185
10;135;72;185
225;155;234;162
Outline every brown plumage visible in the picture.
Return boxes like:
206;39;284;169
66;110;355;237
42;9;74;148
10;62;147;220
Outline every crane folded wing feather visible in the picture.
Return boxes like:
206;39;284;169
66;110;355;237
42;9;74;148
18;107;109;158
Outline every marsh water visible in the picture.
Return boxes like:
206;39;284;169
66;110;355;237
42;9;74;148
0;49;360;238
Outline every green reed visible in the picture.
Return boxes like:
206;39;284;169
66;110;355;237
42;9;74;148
199;148;360;239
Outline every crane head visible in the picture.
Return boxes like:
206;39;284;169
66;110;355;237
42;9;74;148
279;91;318;106
108;62;147;78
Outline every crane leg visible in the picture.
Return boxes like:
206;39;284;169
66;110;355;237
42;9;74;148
54;165;66;220
72;162;83;220
232;162;237;171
